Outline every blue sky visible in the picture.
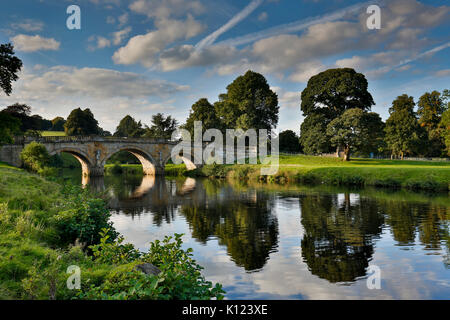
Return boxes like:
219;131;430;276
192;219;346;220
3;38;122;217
0;0;449;133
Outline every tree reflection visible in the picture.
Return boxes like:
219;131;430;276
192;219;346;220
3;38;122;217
300;193;384;283
180;182;279;271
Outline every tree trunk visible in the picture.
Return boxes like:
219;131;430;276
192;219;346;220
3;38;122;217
343;146;350;161
401;151;404;160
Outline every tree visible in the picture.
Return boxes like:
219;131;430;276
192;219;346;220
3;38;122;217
143;113;178;139
279;130;302;153
64;108;100;136
0;43;23;96
183;98;222;136
326;108;384;161
440;109;450;156
2;103;33;131
384;95;421;159
300;113;332;155
215;70;279;131
20;142;50;173
51;117;66;131
114;115;145;137
300;68;375;154
417;91;447;157
0;112;21;144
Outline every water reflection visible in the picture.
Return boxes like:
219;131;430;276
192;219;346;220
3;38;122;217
79;173;449;298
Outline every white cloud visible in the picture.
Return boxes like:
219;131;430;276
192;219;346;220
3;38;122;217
435;69;450;77
113;16;205;67
118;13;129;27
271;87;299;109
113;27;132;45
129;0;204;19
258;12;268;22
289;61;327;83
11;34;60;52
11;19;44;32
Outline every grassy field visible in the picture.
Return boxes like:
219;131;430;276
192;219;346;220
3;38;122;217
189;154;450;191
40;131;66;137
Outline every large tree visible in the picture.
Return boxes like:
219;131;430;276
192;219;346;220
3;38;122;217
384;95;422;159
215;70;279;131
0;112;21;144
51;117;66;131
440;109;450;156
326;108;384;161
300;68;375;154
143;113;178;139
2;103;33;131
417;91;446;157
183;98;222;136
279;130;302;153
0;43;23;96
114;115;145;137
64;108;100;136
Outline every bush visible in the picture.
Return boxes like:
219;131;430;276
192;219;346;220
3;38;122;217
77;232;225;300
20;142;50;173
51;185;118;246
110;162;123;175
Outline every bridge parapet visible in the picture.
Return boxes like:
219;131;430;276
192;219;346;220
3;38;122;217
12;136;178;145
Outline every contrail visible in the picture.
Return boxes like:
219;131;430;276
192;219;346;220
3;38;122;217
215;0;378;47
196;0;264;50
370;41;450;75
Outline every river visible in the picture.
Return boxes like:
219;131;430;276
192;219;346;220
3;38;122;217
67;172;450;299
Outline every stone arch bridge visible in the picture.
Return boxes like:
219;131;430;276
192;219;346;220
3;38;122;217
0;136;199;177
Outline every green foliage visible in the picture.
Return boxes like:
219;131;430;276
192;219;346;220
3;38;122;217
300;113;332;154
79;232;225;300
20;142;50;174
51;117;66;131
0;111;21;144
215;70;279;131
64;108;100;136
326;109;384;160
279;130;302;153
109;162;124;175
300;68;374;154
0;43;23;96
114;115;145;137
52;185;117;246
385;95;422;159
183;98;222;137
143;113;178;139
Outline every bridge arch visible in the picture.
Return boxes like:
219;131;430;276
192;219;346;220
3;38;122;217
50;148;93;177
103;146;160;175
162;152;198;171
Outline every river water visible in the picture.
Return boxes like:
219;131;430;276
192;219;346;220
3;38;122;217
74;173;450;299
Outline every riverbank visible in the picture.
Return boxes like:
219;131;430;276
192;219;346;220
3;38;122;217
187;155;450;191
0;163;223;300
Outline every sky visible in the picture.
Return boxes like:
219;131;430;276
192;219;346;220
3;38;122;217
0;0;449;133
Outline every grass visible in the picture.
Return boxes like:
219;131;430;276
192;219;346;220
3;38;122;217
40;131;66;137
189;154;450;191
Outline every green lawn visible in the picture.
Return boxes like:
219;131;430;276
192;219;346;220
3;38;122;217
40;131;66;137
191;154;450;191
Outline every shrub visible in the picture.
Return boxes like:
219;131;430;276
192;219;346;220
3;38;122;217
77;232;225;300
20;142;50;173
51;185;118;246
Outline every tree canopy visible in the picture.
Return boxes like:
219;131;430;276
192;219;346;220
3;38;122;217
215;70;279;131
0;112;21;144
385;95;421;159
64;108;100;136
300;68;374;154
0;43;23;96
279;130;302;153
183;98;221;136
326;108;384;161
144;113;178;139
114;115;145;137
